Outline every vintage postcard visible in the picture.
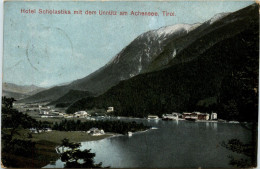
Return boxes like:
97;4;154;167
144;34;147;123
1;0;259;168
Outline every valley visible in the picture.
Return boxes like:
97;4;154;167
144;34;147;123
2;3;258;168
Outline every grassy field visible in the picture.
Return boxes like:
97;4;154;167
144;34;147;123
32;130;114;144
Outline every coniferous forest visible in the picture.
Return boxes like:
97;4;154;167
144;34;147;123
67;8;259;122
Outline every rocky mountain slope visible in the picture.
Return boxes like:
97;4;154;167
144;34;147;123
19;23;201;103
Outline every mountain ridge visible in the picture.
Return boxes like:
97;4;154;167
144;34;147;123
2;82;45;100
18;23;202;103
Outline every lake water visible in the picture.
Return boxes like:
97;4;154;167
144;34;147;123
44;119;253;168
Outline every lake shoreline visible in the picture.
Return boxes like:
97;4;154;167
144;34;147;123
29;130;117;168
38;128;150;168
45;120;253;168
43;128;151;168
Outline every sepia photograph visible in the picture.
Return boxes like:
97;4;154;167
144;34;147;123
1;0;259;168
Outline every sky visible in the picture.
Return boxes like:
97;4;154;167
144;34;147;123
3;1;254;87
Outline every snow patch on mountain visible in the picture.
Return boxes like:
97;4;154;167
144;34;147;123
107;23;202;67
155;23;201;37
138;56;142;73
156;24;191;37
188;23;201;32
209;13;230;24
172;49;176;59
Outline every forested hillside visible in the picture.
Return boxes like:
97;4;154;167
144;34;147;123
67;4;258;122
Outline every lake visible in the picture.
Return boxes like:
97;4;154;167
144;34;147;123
44;119;253;168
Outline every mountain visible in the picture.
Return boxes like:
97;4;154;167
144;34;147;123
145;12;230;72
3;82;44;94
2;82;45;100
2;91;29;100
48;90;94;107
67;4;259;122
19;23;201;103
150;9;255;71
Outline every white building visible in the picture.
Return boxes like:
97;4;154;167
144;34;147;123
74;111;89;118
211;112;217;120
87;128;105;136
107;107;114;113
30;128;39;133
39;110;49;115
43;111;49;115
29;128;52;133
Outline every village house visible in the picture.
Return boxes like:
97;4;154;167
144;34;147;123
182;112;192;119
74;111;89;118
59;112;65;116
39;111;50;115
29;128;41;134
87;128;105;136
29;128;52;134
38;105;51;114
182;112;217;121
107;107;114;113
191;112;199;120
197;113;210;120
210;112;217;120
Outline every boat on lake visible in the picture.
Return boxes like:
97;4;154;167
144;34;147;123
128;132;133;136
162;113;179;121
147;115;159;120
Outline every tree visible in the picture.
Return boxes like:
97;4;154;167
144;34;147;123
59;138;103;168
221;123;257;168
221;138;256;168
1;97;38;167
